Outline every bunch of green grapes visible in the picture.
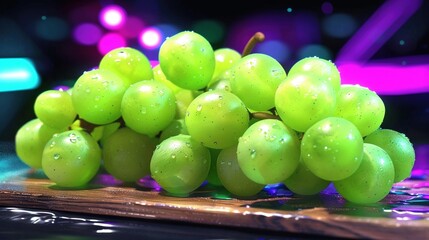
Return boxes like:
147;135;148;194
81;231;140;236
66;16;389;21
14;30;416;204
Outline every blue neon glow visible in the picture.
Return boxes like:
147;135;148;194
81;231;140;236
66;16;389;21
0;58;40;92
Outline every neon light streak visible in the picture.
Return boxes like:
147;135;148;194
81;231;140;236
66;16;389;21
336;0;422;63
334;0;426;95
0;58;40;92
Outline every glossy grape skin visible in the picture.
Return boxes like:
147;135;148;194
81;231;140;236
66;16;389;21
230;53;287;111
206;148;222;186
153;64;182;94
102;127;158;182
150;134;211;195
34;90;77;130
335;84;385;137
237;119;301;185
334;143;394;204
42;130;101;188
174;89;201;119
15;118;65;169
275;72;337;132
159;119;188;142
364;129;415;182
287;56;341;92
159;31;215;90
210;48;241;85
121;79;176;137
217;145;265;197
185;90;249;149
301;117;363;181
72;69;128;125
99;47;153;86
283;159;331;195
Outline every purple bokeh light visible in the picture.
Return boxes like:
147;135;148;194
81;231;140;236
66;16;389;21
73;23;102;45
321;1;334;15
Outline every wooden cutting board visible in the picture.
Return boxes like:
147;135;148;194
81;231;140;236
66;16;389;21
0;164;428;240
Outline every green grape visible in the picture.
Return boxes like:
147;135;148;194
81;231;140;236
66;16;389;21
209;48;241;85
185;90;249;149
334;143;395;204
121;79;176;137
364;129;415;182
301;117;363;181
72;68;128;125
206;148;222;187
34;89;77;130
99;122;121;146
230;53;287;111
159;31;215;90
207;77;232;92
206;148;222;186
99;47;153;86
174;89;201;119
217;145;265;196
237;119;300;184
102;127;158;182
150;134;211;195
335;84;385;137
275;72;337;132
42;130;101;187
283;159;331;195
159;119;188;142
287;56;341;92
153;64;182;93
15;118;65;169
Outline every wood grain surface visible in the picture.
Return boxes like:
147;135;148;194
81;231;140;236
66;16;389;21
0;167;428;240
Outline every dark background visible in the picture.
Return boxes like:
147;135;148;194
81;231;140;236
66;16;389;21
0;0;428;144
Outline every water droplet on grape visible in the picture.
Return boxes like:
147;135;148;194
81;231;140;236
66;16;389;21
250;149;256;158
196;104;203;112
171;154;176;159
159;90;164;96
53;153;61;160
141;107;147;114
85;88;91;93
265;135;276;142
69;133;78;143
227;161;232;166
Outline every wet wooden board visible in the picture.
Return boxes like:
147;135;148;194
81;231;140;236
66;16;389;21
0;167;428;240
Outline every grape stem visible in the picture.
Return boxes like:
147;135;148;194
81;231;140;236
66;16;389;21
250;111;280;120
241;32;265;57
76;117;125;133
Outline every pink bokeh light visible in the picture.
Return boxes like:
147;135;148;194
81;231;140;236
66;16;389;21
99;5;127;30
139;27;162;49
97;33;127;55
120;16;145;38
